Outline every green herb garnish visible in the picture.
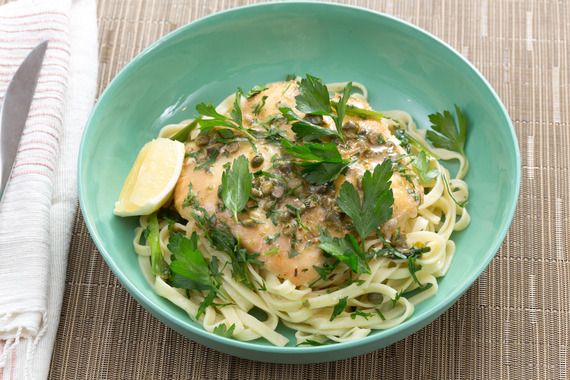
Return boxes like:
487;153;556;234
412;151;438;185
426;105;467;156
220;155;253;222
168;232;211;290
337;160;394;249
294;75;352;141
319;230;369;274
213;323;236;338
195;90;256;141
282;140;350;184
246;85;267;98
171;118;199;142
330;296;348;321
280;107;337;142
148;213;169;278
253;95;268;116
401;282;433;298
350;310;374;320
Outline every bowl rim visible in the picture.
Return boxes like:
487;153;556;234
78;1;521;356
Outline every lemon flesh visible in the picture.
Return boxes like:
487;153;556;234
114;138;185;216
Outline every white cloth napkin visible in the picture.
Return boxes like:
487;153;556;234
0;0;98;379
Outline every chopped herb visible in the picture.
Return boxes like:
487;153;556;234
286;204;308;231
195;147;220;170
263;233;281;244
295;74;332;116
171;118;200;142
220;155;253;222
330;296;348;321
266;206;281;225
332;81;352;139
263;247;279;256
407;254;423;287
253;95;268;116
148;213;169;278
280;107;337;142
412;151;438;185
333;102;384;121
288;249;299;258
311;262;338;286
213;323;235;338
319;230;370;274
401;282;433;298
391;291;402;307
168;232;211;290
426;105;467;156
246;85;267;98
441;173;468;208
196;288;217;319
191;209;257;288
350;310;374;320
337;160;394;249
157;207;187;226
375;308;386;320
195;90;256;141
371;244;430;261
294;75;354;141
182;183;197;208
285;73;297;81
282;139;350;184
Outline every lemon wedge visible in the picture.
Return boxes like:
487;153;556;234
114;138;185;216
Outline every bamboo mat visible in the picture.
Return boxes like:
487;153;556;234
47;0;570;379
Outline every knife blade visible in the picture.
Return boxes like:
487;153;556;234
0;40;48;197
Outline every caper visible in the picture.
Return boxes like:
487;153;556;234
287;178;302;189
240;218;257;228
282;223;297;236
368;293;383;304
343;120;358;131
261;181;274;195
305;115;323;125
367;132;379;145
195;134;210;146
251;154;264;168
226;142;240;153
271;186;285;199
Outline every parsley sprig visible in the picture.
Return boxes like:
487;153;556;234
281;140;351;185
337;160;394;250
195;89;256;141
426;105;467;156
167;231;224;319
319;230;369;274
191;209;261;289
220;155;252;222
291;75;353;141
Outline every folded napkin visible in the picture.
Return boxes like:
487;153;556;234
0;0;97;379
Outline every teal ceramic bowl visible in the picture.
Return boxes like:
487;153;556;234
79;2;520;363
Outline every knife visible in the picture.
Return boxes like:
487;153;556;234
0;40;48;198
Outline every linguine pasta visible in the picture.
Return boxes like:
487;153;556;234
127;76;470;346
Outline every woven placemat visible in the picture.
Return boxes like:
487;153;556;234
48;0;570;379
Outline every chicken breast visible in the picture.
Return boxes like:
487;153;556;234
173;80;422;287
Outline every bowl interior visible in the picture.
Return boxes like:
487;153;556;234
79;2;519;362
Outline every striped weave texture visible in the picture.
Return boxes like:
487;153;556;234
49;1;569;379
